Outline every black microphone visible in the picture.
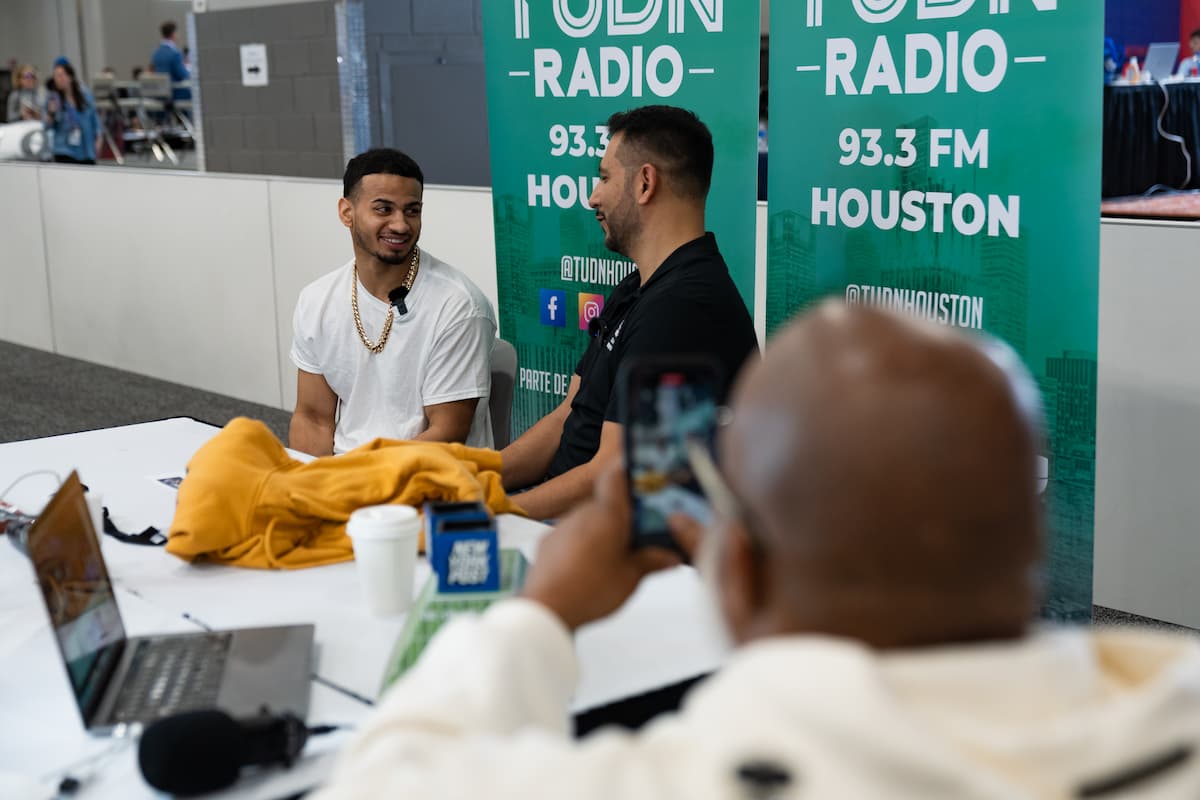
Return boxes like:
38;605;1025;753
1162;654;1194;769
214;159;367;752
388;285;411;316
138;709;315;795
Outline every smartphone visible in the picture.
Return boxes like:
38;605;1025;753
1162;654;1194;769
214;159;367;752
619;356;722;552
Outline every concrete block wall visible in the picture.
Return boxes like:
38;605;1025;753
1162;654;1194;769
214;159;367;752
364;0;490;187
195;1;343;178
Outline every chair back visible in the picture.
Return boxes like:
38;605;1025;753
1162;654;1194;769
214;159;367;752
488;338;518;450
90;76;117;111
138;72;173;102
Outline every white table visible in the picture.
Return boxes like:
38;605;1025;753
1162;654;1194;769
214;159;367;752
0;419;728;798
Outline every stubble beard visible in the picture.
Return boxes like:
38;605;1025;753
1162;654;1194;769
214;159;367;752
603;201;641;260
353;224;412;267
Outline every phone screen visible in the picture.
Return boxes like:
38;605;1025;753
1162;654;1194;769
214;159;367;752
625;362;719;550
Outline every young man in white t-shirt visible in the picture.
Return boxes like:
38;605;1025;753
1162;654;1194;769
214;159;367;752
289;149;496;456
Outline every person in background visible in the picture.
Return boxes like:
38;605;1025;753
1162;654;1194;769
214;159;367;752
1177;29;1200;78
6;64;46;122
1104;36;1122;83
309;301;1200;799
44;58;99;165
150;20;192;101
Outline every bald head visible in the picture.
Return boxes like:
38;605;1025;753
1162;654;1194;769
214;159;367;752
720;302;1043;649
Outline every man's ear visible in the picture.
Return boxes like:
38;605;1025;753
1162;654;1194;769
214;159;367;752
337;196;353;230
634;163;659;206
717;520;768;644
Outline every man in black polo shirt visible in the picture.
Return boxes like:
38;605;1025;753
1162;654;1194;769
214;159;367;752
501;105;758;520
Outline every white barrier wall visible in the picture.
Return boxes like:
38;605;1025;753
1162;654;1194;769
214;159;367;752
37;167;282;406
3;160;1200;624
0;166;54;351
268;180;365;412
1095;219;1200;627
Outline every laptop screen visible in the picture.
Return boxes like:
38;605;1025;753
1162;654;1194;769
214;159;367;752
1145;41;1181;81
27;472;127;721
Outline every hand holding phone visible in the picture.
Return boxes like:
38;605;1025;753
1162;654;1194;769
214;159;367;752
619;356;722;554
522;462;681;630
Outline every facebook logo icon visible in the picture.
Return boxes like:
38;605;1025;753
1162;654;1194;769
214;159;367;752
539;289;567;327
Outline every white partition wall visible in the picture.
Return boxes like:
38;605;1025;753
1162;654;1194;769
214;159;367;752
754;203;767;346
0;164;55;350
419;186;499;312
36;166;282;407
269;179;355;412
1095;219;1200;627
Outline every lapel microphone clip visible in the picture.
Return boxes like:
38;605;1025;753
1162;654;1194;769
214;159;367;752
388;286;411;317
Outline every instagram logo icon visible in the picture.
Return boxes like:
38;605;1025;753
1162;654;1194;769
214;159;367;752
578;293;605;330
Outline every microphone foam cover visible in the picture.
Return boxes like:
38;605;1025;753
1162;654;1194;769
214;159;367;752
138;709;247;796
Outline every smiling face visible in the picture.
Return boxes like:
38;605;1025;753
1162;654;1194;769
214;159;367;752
589;133;642;258
339;173;424;268
19;68;36;89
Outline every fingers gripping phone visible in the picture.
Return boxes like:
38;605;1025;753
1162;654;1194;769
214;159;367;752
619;356;721;552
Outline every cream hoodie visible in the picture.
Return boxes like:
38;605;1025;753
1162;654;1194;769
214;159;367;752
312;599;1200;799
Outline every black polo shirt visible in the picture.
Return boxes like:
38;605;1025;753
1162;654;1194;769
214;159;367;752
546;233;759;479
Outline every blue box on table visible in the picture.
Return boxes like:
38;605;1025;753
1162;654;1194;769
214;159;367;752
424;501;500;593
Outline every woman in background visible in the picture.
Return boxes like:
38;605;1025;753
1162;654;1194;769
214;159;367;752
44;58;100;165
6;64;46;122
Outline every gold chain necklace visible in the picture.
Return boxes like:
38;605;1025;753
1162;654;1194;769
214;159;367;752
351;246;420;354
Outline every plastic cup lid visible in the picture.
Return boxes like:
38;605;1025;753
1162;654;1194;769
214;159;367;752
347;504;419;539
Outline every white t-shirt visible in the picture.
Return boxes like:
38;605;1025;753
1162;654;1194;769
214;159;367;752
291;253;497;453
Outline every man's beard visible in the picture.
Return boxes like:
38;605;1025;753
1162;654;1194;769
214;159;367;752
354;224;411;266
603;201;641;258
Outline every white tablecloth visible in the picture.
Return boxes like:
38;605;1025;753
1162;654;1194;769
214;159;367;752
0;418;728;798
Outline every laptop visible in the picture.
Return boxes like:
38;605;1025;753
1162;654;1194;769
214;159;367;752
1144;41;1181;83
25;472;314;735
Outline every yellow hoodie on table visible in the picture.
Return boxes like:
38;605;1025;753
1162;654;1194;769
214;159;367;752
167;418;524;569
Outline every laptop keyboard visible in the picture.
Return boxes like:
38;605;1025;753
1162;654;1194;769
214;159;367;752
109;633;233;724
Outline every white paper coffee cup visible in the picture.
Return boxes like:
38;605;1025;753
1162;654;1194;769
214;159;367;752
347;505;420;617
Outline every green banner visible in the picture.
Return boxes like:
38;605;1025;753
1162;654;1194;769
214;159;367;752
483;0;760;435
766;0;1100;621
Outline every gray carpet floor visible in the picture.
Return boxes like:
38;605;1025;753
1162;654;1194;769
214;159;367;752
0;340;290;444
1092;605;1198;635
0;339;1193;634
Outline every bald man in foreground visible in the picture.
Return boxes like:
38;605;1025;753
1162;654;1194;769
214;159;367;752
312;304;1200;799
